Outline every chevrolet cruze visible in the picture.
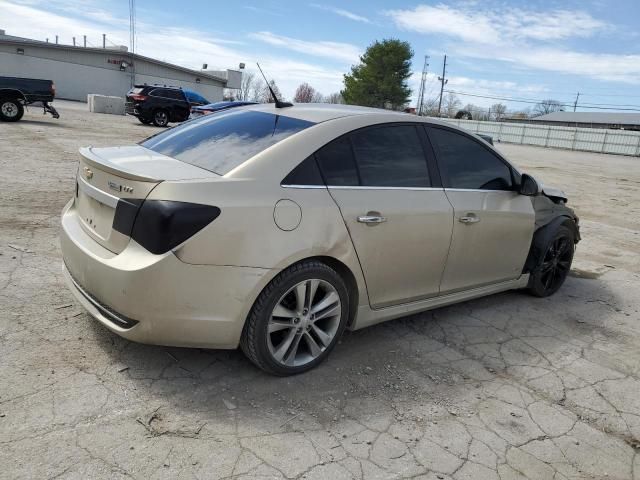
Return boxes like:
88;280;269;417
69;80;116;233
60;103;579;375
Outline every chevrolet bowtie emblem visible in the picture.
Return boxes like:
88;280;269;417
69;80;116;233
83;167;93;180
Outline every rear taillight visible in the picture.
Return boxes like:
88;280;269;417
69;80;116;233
128;200;220;255
130;94;147;102
51;83;56;97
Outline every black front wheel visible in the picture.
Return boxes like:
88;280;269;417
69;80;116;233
0;98;24;122
528;224;575;297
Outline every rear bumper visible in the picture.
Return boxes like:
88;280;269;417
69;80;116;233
60;199;273;349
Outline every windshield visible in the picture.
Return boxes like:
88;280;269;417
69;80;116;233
141;110;315;175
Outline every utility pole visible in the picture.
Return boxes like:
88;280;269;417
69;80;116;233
129;0;137;87
416;55;430;116
83;35;87;48
102;34;106;48
437;55;448;117
573;92;580;112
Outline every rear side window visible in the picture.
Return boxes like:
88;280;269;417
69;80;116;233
351;125;430;187
315;136;359;186
142;110;315;175
428;127;513;190
282;156;324;186
150;89;182;100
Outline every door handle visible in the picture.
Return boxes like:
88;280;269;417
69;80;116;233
459;214;480;224
357;215;387;224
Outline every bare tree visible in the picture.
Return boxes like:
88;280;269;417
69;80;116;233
421;97;439;116
260;80;284;103
249;80;265;102
491;103;507;121
294;83;317;103
325;92;344;104
533;99;564;116
442;92;461;118
235;72;258;101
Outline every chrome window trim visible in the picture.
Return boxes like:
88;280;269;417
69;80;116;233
78;176;119;208
444;188;515;193
280;184;327;189
328;185;444;191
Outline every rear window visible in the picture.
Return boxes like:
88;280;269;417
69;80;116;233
141;110;315;175
130;87;144;94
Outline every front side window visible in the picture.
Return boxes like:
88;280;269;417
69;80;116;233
428;127;513;190
142;110;314;175
350;125;430;187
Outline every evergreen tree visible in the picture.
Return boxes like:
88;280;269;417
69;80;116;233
342;39;413;109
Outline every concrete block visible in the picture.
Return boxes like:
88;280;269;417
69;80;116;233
87;94;125;115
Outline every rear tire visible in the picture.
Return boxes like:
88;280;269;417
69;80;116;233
0;98;24;122
152;109;169;127
241;261;349;376
527;224;575;297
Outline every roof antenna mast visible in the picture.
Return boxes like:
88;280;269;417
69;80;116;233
256;62;293;108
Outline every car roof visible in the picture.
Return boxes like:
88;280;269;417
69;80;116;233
238;102;453;126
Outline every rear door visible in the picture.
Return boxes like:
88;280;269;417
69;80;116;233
426;125;535;293
317;124;453;309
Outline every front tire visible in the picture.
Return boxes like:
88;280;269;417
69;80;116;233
528;224;575;297
152;109;169;127
0;98;24;122
241;261;349;376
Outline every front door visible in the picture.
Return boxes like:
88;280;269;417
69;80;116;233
315;124;454;308
426;126;535;293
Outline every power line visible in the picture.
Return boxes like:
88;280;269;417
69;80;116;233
444;90;640;112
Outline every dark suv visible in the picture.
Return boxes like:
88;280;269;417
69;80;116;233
125;85;209;127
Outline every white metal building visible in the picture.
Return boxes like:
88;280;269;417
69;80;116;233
0;30;241;102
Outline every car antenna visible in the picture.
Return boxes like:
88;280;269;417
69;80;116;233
256;62;293;108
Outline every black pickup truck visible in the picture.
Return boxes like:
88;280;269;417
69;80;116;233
0;76;60;122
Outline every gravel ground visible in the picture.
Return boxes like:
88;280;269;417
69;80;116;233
1;102;639;480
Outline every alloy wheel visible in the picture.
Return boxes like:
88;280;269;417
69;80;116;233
539;236;573;292
267;279;341;367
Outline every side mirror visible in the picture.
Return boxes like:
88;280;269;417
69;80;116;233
519;173;539;196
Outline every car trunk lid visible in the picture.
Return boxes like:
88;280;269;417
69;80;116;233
75;145;217;253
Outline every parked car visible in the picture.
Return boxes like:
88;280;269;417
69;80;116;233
60;104;579;375
191;101;258;118
125;85;209;127
183;89;210;108
0;76;59;122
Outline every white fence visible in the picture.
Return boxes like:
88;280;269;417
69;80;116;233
441;118;640;157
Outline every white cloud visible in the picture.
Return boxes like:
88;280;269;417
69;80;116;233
310;4;371;24
249;31;361;64
385;4;607;45
0;1;348;97
386;3;640;85
386;5;499;44
454;44;640;85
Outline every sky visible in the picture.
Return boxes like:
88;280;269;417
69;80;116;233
1;0;640;112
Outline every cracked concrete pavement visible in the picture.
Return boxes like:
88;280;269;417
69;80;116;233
1;102;639;479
